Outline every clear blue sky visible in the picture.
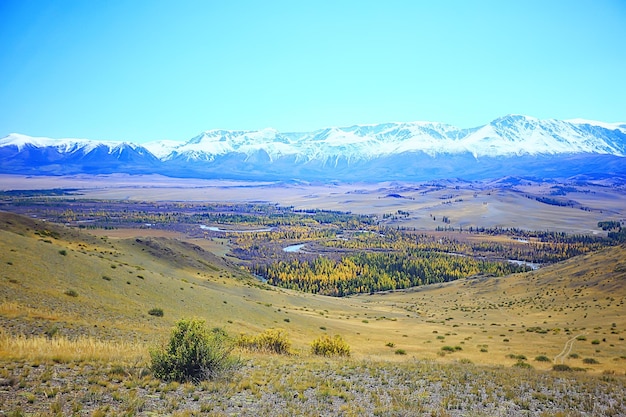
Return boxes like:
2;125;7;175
1;0;625;142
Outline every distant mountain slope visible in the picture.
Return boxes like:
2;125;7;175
2;115;625;181
0;133;160;175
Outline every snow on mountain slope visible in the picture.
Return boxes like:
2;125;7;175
164;129;300;162
0;133;145;155
142;140;182;159
162;115;626;162
566;118;626;131
459;116;619;157
3;116;624;162
1;115;625;181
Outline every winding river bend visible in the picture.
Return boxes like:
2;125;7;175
283;243;307;253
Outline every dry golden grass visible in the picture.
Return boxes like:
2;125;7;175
0;302;60;321
0;330;146;363
366;244;626;372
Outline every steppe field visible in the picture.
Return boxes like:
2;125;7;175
1;174;625;416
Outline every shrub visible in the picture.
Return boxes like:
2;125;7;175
507;354;526;360
237;329;291;354
64;289;78;297
395;349;406;355
535;355;551;362
441;346;455;353
58;249;67;256
513;360;533;369
552;364;572;372
148;308;164;317
150;318;238;382
582;358;600;364
591;339;600;345
311;335;350;357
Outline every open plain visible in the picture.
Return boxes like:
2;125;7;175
2;174;625;233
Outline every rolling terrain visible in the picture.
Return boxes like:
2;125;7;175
2;173;625;234
1;174;625;415
2;211;625;371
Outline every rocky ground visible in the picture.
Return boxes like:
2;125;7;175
1;356;625;416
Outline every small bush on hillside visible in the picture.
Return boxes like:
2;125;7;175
311;335;350;357
58;249;67;256
513;360;533;369
237;329;291;354
64;289;78;297
535;355;551;362
582;358;600;364
507;354;527;360
148;308;164;317
552;364;572;372
150;318;238;382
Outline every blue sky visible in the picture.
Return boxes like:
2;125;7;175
1;0;625;143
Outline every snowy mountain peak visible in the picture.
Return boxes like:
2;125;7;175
0;133;146;155
490;114;537;126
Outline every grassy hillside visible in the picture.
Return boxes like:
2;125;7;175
1;211;626;415
2;210;625;372
0;211;412;354
367;243;626;371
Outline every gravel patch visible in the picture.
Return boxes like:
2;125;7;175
1;357;625;416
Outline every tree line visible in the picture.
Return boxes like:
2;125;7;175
252;251;528;297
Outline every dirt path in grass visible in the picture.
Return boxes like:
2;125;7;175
554;334;585;364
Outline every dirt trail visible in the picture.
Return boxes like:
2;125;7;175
554;333;585;364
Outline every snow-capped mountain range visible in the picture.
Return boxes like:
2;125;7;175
2;115;625;181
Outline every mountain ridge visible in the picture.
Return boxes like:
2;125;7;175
2;115;626;181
